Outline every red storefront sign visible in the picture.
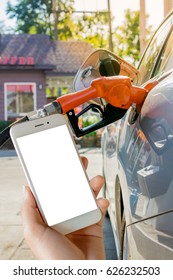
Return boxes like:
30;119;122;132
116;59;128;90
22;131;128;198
0;56;35;65
7;84;34;93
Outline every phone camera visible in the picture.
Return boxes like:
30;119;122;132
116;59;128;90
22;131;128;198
47;122;49;124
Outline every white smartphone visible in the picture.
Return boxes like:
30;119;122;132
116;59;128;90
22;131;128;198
10;114;101;235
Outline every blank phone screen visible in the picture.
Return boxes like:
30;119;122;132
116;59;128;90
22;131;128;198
16;124;97;226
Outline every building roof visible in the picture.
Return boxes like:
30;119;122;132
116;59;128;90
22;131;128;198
0;34;94;74
0;34;57;69
52;40;94;75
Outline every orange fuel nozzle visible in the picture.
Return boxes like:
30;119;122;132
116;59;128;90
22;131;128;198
41;76;158;117
56;76;158;114
0;76;158;147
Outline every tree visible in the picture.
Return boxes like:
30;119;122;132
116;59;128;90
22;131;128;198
113;9;140;65
72;12;110;49
5;0;110;48
51;0;75;39
113;9;153;66
6;0;75;39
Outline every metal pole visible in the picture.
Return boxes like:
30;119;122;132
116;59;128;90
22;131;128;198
52;0;58;40
107;0;113;52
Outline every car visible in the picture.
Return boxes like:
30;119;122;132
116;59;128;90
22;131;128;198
101;11;173;259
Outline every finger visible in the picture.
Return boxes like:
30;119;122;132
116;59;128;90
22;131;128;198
96;197;109;226
90;175;105;197
80;156;88;170
22;186;44;228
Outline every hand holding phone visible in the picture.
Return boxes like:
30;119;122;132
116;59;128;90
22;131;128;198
22;172;109;260
10;114;101;235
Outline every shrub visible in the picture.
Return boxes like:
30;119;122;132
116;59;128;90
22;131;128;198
82;115;99;137
0;120;11;132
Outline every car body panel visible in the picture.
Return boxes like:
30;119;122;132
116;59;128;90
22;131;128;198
128;211;173;260
102;12;173;259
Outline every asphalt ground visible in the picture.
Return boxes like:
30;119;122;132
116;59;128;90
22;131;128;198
0;148;117;260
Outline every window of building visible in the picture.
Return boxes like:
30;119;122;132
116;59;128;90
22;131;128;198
46;76;74;98
5;83;36;120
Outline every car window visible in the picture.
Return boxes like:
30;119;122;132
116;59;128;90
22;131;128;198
138;15;172;84
153;27;173;75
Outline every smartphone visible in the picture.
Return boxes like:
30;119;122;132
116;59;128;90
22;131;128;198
10;114;101;234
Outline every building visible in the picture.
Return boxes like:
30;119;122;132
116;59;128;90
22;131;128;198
46;40;94;98
0;34;94;121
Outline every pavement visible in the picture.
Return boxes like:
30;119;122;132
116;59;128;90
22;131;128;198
0;147;117;260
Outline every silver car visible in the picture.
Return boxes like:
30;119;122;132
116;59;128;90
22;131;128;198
102;11;173;259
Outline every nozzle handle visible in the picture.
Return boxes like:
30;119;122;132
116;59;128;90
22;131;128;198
56;76;150;115
57;87;97;114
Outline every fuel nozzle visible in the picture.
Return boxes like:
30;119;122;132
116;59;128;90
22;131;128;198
40;76;157;118
0;75;158;148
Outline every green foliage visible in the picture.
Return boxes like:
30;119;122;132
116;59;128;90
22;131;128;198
0;121;11;132
113;9;153;65
52;0;75;40
5;0;109;48
113;9;140;65
72;12;110;49
82;115;99;127
6;0;75;38
5;2;153;64
82;115;99;137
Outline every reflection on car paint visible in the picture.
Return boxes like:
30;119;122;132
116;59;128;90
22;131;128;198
106;125;116;156
102;12;173;259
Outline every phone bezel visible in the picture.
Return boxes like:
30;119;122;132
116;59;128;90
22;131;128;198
10;114;101;234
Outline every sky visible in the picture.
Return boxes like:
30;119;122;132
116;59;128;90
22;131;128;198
74;0;164;30
1;0;164;32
